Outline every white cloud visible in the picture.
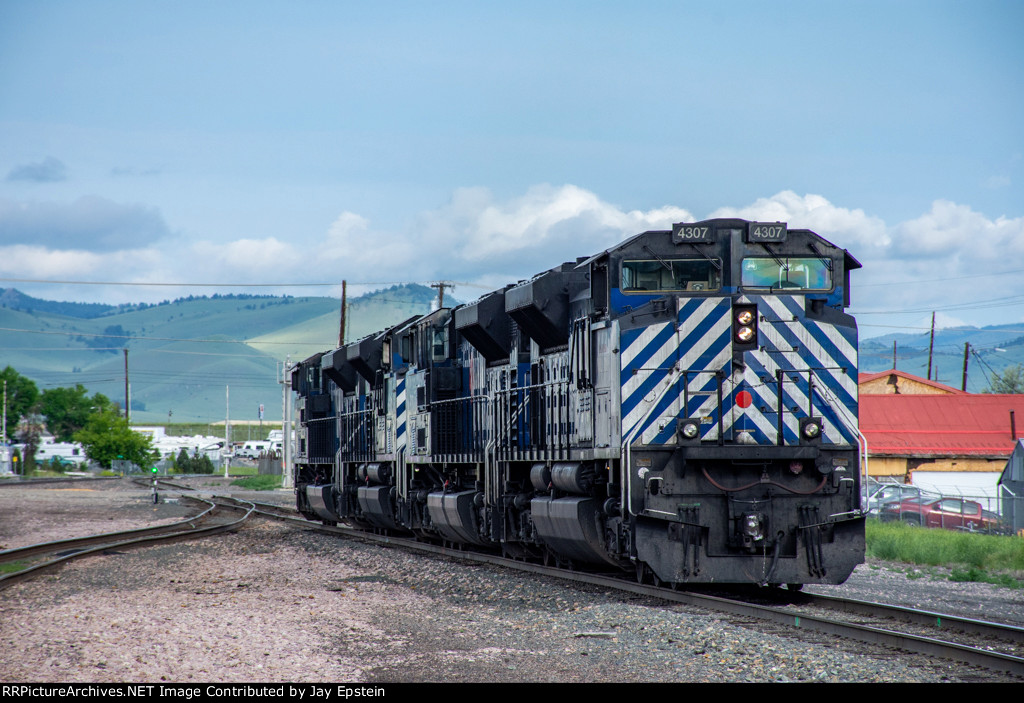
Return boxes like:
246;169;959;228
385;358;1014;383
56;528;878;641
892;199;1024;260
315;184;694;285
707;190;890;251
415;184;693;276
191;237;302;272
0;245;108;278
0;244;163;285
2;186;1022;332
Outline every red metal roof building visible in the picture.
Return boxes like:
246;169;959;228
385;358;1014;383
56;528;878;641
858;370;1024;481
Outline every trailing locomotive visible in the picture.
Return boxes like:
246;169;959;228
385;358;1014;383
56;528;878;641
292;218;865;586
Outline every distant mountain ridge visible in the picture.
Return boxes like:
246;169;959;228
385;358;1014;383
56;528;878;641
0;283;452;424
0;287;118;318
0;288;312;320
860;323;1024;391
6;284;1018;422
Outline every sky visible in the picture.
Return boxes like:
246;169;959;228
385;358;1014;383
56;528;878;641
1;0;1023;341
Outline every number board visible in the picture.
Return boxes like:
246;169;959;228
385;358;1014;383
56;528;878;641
746;222;788;243
672;222;714;244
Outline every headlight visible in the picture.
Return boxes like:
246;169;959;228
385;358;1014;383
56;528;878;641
682;422;699;439
732;304;758;349
802;420;822;439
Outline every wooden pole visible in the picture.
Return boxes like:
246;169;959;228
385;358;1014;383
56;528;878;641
339;280;347;347
962;342;970;392
123;348;130;422
927;312;936;380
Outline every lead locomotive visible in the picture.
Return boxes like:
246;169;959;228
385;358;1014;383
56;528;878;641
293;218;865;586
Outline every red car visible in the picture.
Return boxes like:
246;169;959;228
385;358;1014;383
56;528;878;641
879;497;1003;533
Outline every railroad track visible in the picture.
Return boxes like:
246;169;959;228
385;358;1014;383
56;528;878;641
0;494;255;590
11;477;1018;677
234;498;1024;678
780;589;1024;655
0;475;122;487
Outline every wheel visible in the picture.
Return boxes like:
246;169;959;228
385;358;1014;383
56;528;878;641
902;516;920;527
786;583;804;592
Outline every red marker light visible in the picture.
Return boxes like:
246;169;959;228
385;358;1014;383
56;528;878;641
736;390;753;408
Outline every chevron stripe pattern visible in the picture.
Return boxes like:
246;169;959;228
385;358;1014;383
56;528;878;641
395;376;407;449
734;294;859;445
619;295;858;447
620;298;732;444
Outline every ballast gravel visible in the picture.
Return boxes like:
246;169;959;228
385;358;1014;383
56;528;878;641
0;477;1021;684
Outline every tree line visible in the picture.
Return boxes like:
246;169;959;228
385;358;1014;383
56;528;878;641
1;366;157;473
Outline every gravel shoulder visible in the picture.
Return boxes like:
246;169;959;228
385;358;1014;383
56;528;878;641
1;478;1022;683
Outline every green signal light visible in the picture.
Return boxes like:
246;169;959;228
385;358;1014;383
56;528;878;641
151;467;158;474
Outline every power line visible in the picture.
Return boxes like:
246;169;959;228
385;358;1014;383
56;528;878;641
854;268;1024;287
970;347;997;390
0;277;491;289
854;294;1024;315
0;325;334;346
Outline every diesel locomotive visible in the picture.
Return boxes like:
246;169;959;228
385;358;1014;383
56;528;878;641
292;218;865;586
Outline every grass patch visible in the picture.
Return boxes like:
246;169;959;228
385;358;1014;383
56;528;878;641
948;567;1024;589
0;561;28;575
227;465;258;476
229;475;282;491
153;423;283;439
24;469;66;479
866;518;1024;588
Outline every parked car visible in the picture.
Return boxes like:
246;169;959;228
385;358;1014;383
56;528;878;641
236;441;270;460
879;497;1003;532
866;483;923;514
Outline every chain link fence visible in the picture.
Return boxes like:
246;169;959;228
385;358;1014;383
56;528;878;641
864;477;1021;535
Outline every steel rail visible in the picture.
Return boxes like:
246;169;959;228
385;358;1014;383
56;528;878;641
149;492;1024;675
246;511;1024;677
0;496;256;590
0;476;122;488
792;591;1024;643
0;497;220;564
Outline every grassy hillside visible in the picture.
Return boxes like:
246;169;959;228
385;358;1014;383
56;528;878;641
860;324;1024;391
6;285;1020;423
0;284;444;424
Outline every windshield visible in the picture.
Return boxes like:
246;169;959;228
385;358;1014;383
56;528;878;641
622;259;721;293
741;257;832;291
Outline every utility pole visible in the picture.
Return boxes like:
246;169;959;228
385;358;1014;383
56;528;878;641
927;312;936;381
962;342;970;392
431;281;453;309
282;355;293;489
2;380;7;475
123;348;130;422
892;341;896;369
224;385;230;478
339;280;347;347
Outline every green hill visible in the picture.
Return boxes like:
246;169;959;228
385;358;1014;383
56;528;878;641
860;324;1024;392
6;284;1021;424
0;284;445;424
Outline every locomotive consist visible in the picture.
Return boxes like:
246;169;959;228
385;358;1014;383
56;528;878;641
292;218;865;586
